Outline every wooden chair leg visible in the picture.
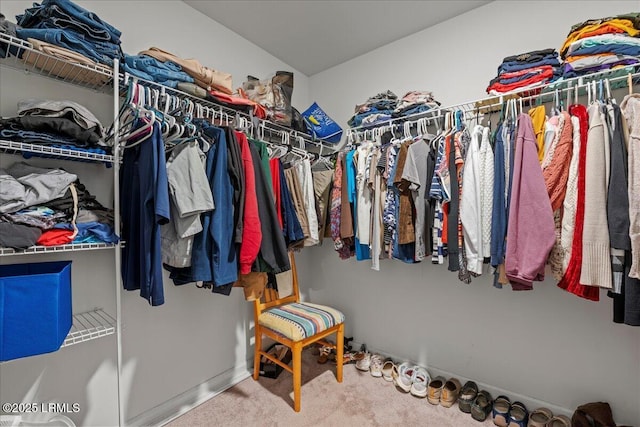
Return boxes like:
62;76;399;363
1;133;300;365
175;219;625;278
253;328;262;381
336;323;344;383
292;342;302;412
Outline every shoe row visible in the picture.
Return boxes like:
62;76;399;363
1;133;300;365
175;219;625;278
491;395;571;427
352;351;571;427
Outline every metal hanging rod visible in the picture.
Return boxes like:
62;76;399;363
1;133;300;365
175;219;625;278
121;73;337;154
347;66;640;137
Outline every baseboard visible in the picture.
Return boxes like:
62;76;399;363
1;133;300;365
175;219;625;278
349;341;573;418
126;360;252;427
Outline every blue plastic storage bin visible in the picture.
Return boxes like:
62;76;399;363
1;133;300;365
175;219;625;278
0;261;72;362
301;102;343;144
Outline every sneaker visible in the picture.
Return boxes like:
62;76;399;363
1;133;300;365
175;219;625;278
410;366;431;398
370;354;384;377
355;352;371;372
394;362;415;393
381;360;395;382
427;376;446;405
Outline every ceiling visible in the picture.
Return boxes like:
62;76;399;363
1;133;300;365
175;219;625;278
183;1;491;76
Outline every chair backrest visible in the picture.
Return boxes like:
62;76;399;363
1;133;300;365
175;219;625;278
254;252;300;315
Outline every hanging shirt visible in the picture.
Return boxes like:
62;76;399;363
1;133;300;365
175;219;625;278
401;137;431;262
120;121;170;306
161;141;214;268
356;142;373;246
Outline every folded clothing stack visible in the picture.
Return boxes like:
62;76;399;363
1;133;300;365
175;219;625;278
0;99;109;154
15;0;123;67
560;13;640;78
0;162;118;249
392;91;441;118
487;48;562;95
348;90;441;128
348;91;398;128
138;47;233;94
123;54;194;89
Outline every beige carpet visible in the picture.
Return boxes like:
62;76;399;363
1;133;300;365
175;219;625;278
166;349;496;427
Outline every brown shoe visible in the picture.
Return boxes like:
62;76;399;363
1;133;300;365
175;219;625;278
440;378;462;408
427;376;446;405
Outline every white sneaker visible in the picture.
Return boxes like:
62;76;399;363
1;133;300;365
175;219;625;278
394;362;415;393
370;354;384;377
410;366;431;398
355;352;371;371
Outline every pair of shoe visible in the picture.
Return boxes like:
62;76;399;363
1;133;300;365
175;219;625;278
355;352;386;378
457;381;493;421
493;396;527;427
317;345;334;364
393;362;431;398
528;407;571;427
426;376;462;407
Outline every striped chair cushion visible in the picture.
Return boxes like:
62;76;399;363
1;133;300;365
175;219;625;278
259;302;344;341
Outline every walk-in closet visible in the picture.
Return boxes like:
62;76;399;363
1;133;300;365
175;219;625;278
1;1;639;426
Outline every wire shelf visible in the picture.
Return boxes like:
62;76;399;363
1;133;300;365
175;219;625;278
0;242;117;257
62;309;116;347
0;140;114;164
0;33;114;92
126;75;338;154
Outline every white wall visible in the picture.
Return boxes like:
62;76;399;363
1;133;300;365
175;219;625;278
303;1;640;425
0;1;310;425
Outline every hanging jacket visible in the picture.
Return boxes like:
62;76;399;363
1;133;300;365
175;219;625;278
235;131;262;275
225;127;245;245
190;124;237;286
460;125;483;275
249;144;290;274
606;104;631;251
505;114;555;290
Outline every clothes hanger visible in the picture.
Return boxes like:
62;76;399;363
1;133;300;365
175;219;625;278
120;107;156;149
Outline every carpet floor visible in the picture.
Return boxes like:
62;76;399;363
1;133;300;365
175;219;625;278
166;349;496;427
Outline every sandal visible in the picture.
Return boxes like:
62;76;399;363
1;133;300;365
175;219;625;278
547;414;571;427
471;390;493;422
492;395;511;427
528;407;553;427
317;346;332;364
458;381;478;413
381;360;395;382
507;401;528;427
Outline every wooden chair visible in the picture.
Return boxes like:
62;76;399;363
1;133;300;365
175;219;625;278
252;252;344;412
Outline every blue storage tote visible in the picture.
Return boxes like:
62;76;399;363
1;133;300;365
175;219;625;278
0;261;72;362
301;102;343;143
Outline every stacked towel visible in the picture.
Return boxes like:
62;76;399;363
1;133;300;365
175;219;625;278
487;49;562;95
560;13;640;78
